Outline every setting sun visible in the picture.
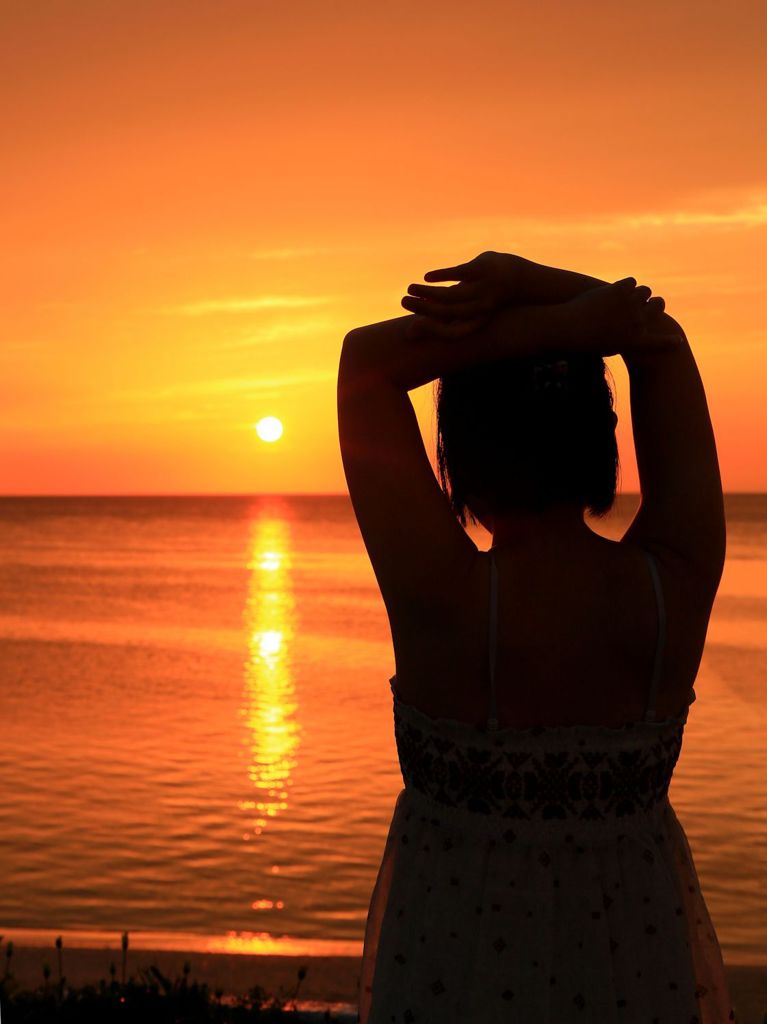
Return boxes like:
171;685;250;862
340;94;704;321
255;417;284;443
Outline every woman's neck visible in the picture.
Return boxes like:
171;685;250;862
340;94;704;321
485;504;594;550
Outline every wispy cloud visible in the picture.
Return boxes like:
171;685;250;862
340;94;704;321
445;197;767;239
214;317;338;350
112;369;336;404
161;295;336;316
619;203;767;230
247;246;350;260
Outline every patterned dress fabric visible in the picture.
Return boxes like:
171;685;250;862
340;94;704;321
359;548;735;1023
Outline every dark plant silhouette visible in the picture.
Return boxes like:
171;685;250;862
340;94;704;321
0;935;353;1022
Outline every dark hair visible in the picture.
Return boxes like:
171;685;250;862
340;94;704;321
435;353;620;527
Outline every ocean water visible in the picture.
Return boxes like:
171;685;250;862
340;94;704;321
0;494;764;965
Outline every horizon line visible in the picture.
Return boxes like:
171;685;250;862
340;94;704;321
0;491;765;499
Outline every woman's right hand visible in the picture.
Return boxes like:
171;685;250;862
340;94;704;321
557;279;674;358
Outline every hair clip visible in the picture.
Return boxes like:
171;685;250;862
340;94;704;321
531;359;570;393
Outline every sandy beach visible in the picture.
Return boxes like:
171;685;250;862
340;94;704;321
4;946;767;1023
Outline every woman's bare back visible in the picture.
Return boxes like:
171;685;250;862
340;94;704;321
389;534;713;730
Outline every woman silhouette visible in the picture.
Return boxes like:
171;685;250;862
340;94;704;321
337;252;735;1023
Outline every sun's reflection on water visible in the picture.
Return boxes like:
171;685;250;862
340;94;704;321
239;518;299;846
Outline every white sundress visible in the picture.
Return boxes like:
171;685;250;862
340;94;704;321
359;547;736;1024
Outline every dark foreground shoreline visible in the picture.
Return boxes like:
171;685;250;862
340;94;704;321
6;946;767;1024
5;946;360;1017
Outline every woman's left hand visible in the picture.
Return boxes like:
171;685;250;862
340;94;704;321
401;252;523;329
401;254;521;340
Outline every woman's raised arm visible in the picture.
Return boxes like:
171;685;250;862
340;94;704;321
344;278;661;393
620;322;727;591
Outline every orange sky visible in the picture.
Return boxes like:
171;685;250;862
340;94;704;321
2;0;765;495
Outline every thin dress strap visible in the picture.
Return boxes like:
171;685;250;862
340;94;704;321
487;547;499;731
641;549;666;722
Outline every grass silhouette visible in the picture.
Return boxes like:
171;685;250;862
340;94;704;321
0;933;355;1023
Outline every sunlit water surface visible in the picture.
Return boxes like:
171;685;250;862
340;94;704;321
0;494;764;965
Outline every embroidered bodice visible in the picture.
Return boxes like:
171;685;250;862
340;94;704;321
391;681;689;826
